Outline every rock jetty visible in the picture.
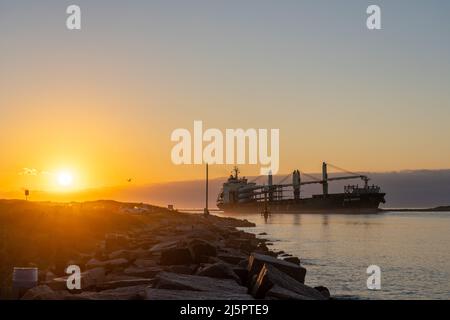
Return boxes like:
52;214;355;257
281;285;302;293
22;212;330;300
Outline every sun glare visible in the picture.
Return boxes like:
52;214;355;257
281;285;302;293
57;171;73;187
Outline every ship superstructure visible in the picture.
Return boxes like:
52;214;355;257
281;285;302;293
217;163;385;213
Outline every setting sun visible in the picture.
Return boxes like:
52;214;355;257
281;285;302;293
57;171;73;187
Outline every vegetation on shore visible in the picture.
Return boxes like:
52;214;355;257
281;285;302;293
0;200;171;298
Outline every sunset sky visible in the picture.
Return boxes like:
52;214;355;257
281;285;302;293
1;0;450;196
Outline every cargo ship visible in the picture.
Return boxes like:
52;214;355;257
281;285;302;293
216;163;386;213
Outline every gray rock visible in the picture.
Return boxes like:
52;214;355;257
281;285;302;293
149;240;180;253
188;239;217;263
314;286;331;299
108;249;136;260
186;229;220;242
133;258;157;268
21;285;68;300
165;265;197;275
153;272;248;294
196;262;241;283
105;273;149;281
86;258;129;270
248;253;306;284
133;248;156;259
146;288;253;300
160;247;194;265
237;259;249;268
232;266;249;285
217;253;247;265
96;278;153;291
123;266;163;278
250;264;325;300
225;239;257;253
265;285;316;300
45;277;69;291
67;285;148;300
207;256;223;264
283;257;301;265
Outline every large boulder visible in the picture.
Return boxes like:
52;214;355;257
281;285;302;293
265;285;316;300
225;238;256;252
217;253;247;265
96;278;153;291
160;247;194;265
153;272;248;294
165;265;198;275
85;258;129;271
149;240;180;253
67;285;148;300
283;257;301;265
250;264;326;300
80;267;106;289
188;239;217;263
238;259;249;268
130;239;158;250
146;288;253;300
133;259;158;268
123;266;163;278
186;229;220;242
108;249;137;261
248;253;306;284
232;266;249;285
196;262;241;283
21;285;68;300
314;286;331;299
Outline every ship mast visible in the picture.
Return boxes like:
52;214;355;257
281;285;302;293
322;162;329;196
204;163;209;216
233;166;239;179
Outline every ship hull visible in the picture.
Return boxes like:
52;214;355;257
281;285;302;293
217;192;386;214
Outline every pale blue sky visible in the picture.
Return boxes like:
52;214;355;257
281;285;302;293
1;0;450;187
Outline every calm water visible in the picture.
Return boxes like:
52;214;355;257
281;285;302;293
217;211;450;300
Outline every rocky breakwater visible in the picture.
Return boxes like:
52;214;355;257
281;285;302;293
22;212;330;300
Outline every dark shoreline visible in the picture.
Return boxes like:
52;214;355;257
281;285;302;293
2;200;329;300
382;206;450;212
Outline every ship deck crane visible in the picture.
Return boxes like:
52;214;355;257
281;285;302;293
237;162;371;200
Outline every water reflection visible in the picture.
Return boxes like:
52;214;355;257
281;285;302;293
293;214;301;225
216;211;450;300
322;215;329;226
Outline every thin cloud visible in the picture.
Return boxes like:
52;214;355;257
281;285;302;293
18;168;39;176
18;168;54;176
